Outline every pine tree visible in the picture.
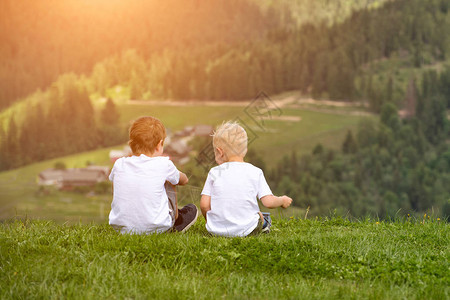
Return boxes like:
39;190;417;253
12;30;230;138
45;98;65;158
129;71;147;100
404;78;418;118
0;126;6;170
4;116;20;169
386;76;393;102
380;102;398;128
422;95;448;145
438;67;450;108
290;151;298;180
33;105;47;161
342;130;358;154
101;98;120;126
100;98;123;146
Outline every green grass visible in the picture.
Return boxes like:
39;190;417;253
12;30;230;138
117;103;245;131
0;147;116;222
251;108;369;160
0;217;448;299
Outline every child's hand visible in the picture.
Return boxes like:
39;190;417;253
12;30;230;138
261;195;293;209
281;196;293;208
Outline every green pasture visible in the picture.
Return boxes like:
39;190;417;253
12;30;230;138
0;217;448;299
0;103;372;223
0;147;116;222
118;103;372;161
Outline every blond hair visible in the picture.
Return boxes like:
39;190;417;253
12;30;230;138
128;116;166;155
213;121;248;157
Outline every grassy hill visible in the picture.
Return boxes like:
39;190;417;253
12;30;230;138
116;96;373;162
0;217;448;299
0;100;373;223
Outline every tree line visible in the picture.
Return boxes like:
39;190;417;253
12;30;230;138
79;0;450;110
0;0;282;110
2;0;448;111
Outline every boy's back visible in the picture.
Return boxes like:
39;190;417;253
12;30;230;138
201;161;272;237
109;154;180;234
200;121;292;237
109;116;197;235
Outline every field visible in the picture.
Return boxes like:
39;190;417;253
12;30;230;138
0;217;448;299
0;147;116;223
0;98;372;223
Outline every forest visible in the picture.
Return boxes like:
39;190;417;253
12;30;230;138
0;75;124;170
52;0;450;109
267;70;449;218
0;0;449;218
1;0;448;109
0;0;285;109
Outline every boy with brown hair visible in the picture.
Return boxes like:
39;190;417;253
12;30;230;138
200;121;292;237
109;116;198;234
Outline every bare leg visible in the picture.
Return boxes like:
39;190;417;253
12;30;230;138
165;181;178;222
258;211;264;221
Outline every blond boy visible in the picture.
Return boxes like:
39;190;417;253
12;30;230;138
109;116;198;234
200;121;292;237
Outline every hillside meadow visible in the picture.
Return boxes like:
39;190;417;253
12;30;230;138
116;98;372;163
0;217;448;299
0;101;371;223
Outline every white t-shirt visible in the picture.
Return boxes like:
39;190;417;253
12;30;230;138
109;155;180;234
201;162;272;237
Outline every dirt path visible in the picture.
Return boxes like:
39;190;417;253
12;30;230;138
295;98;368;107
127;95;373;117
261;115;302;121
128;95;367;108
127;94;298;108
127;99;249;107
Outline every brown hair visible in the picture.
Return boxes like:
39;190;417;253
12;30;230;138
128;116;166;155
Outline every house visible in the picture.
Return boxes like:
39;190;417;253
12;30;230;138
174;126;193;138
38;166;110;190
38;169;66;186
164;124;214;164
85;165;110;176
109;146;132;162
192;124;214;136
164;138;191;165
173;125;213;138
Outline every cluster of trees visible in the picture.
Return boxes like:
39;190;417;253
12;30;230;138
254;0;388;27
421;68;450;110
0;75;124;170
267;71;449;218
84;0;450;106
0;0;279;110
2;0;448;110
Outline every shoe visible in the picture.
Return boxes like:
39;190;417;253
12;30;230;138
173;204;198;232
261;212;272;234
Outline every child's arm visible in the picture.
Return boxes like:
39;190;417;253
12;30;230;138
178;171;188;185
200;195;211;221
261;195;292;209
